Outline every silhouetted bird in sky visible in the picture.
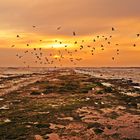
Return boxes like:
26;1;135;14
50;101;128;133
112;27;115;31
12;25;139;67
73;32;76;36
137;34;140;37
57;27;61;30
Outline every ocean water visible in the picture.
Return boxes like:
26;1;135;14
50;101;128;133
0;67;140;83
75;67;140;83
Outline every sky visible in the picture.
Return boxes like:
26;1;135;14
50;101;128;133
0;0;140;67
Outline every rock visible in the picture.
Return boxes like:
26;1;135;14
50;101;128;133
12;100;21;104
34;135;43;140
102;82;112;87
47;133;60;140
94;128;104;135
30;91;41;95
92;88;95;91
116;106;126;110
0;98;4;101
26;125;32;128
0;105;9;110
58;117;73;121
87;122;104;129
4;118;11;123
101;102;105;105
86;97;90;101
35;123;50;128
132;83;139;86
137;103;140;109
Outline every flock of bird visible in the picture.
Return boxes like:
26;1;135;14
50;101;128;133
11;26;139;67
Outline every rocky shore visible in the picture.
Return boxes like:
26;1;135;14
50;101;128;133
0;69;140;140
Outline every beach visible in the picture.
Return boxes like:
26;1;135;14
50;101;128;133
0;67;140;140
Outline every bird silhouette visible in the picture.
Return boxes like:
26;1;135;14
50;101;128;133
73;32;76;36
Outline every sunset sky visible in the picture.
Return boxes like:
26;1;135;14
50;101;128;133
0;0;140;67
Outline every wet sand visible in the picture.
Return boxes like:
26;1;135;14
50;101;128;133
0;68;140;140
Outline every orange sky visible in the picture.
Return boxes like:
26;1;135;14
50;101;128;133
0;0;140;67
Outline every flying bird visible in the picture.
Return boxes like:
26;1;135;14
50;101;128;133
57;27;61;30
136;34;140;37
112;27;115;31
73;32;76;36
11;45;15;48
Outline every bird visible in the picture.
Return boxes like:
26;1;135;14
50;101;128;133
17;35;20;38
57;26;61;30
73;32;76;36
136;34;140;37
11;45;15;48
24;50;28;53
32;25;36;28
112;57;115;60
112;27;115;31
